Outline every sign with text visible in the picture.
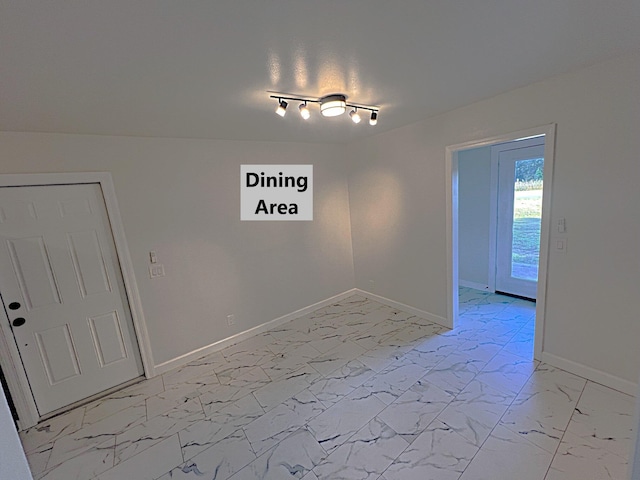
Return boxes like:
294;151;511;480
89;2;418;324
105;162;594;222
241;164;313;221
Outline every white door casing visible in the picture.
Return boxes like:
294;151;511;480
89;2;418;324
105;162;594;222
494;141;545;299
0;173;154;429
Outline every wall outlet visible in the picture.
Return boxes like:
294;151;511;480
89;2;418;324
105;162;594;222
226;314;235;326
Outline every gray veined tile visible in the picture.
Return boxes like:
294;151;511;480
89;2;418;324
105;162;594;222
243;389;325;456
436;379;515;447
82;376;164;427
307;341;367;376
411;333;461;358
20;407;85;454
390;322;441;345
456;338;503;363
47;402;146;468
215;354;275;384
313;417;409;480
363;361;426;405
383;420;478;480
544;430;629;480
308;360;375;407
97;434;183;480
252;364;320;411
458;425;552;480
349;321;405;351
260;356;314;382
501;329;535;359
474;351;538;395
179;393;264;460
38;438;114;480
198;367;271;416
158;429;256;480
114;397;204;465
566;381;635;458
421;351;487;395
377;379;454;437
222;333;278;358
228;428;326;480
162;361;219;390
25;442;53;478
145;382;202;420
499;366;585;453
307;387;387;454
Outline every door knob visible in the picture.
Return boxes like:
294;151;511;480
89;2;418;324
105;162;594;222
9;302;21;310
12;317;26;327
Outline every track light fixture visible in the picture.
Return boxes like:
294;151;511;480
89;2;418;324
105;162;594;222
349;108;361;124
269;92;379;125
299;102;310;120
275;99;288;117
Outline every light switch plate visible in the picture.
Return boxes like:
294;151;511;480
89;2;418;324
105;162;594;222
555;238;567;253
149;264;165;278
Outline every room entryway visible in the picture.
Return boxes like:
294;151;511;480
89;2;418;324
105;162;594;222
0;183;144;417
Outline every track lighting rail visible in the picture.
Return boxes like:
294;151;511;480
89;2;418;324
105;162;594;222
269;92;379;125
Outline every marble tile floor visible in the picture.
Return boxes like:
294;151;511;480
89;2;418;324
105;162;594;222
19;288;635;480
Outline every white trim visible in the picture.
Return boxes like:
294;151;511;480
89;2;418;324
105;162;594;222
540;352;637;397
154;289;359;374
0;172;155;429
534;126;556;358
458;280;490;292
355;289;449;329
446;124;556;361
488;147;499;291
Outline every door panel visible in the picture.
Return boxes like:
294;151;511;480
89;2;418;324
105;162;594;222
67;230;112;298
0;183;143;415
7;236;62;309
88;311;128;367
495;144;544;300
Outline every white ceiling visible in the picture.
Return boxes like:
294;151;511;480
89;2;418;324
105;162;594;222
1;1;639;144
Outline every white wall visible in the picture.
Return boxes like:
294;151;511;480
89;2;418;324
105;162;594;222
0;388;32;479
457;146;492;288
348;52;640;389
0;134;355;366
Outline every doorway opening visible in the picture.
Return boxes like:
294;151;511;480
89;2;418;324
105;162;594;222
446;125;556;360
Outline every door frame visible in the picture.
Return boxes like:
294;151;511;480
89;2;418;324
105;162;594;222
445;124;556;360
0;172;155;429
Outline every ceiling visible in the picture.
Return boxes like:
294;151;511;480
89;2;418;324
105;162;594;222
1;1;639;144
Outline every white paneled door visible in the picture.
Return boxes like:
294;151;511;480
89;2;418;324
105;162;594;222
0;184;143;416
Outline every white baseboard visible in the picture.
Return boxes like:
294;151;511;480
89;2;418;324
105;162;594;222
354;289;451;329
154;289;359;374
539;351;637;396
459;280;491;291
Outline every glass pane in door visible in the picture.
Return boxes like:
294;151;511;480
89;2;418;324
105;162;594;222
511;158;544;281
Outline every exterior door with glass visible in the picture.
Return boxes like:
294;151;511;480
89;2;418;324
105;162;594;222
495;142;544;300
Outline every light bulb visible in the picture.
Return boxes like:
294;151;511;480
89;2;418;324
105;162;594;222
369;111;378;126
299;103;310;120
275;99;288;117
349;109;361;124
